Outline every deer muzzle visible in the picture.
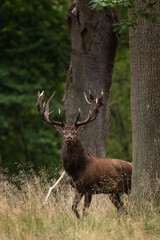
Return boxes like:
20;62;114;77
66;136;72;142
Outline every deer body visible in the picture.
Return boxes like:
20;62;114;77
62;137;131;195
37;90;132;218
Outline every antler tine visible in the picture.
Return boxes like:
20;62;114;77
45;91;56;115
89;89;94;101
98;91;104;106
84;92;91;105
43;102;46;111
59;109;65;126
43;91;56;123
75;108;81;125
37;91;45;115
90;88;96;99
75;90;104;129
37;90;65;127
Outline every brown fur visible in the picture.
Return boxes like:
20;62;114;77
61;127;132;218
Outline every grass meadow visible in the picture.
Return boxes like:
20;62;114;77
0;171;160;240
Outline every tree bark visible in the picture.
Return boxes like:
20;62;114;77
129;1;160;204
63;0;119;157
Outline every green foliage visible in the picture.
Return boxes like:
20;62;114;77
0;0;70;176
89;0;134;10
90;0;160;32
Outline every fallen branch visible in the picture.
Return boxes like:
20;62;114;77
41;171;65;208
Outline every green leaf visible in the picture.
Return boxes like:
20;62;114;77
103;7;108;15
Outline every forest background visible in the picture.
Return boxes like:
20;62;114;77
0;0;131;178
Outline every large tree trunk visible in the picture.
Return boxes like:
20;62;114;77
63;0;119;157
129;1;160;203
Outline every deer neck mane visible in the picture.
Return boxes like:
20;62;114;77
62;137;87;178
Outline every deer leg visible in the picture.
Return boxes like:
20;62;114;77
109;193;124;212
83;193;92;217
72;192;83;219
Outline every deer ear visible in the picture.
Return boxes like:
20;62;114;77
77;125;87;132
53;125;63;133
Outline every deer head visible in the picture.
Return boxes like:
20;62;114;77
37;90;104;145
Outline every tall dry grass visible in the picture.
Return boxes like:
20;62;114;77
0;171;160;240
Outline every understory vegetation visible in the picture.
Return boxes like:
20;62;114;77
0;172;160;240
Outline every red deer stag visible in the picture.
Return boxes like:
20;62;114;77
37;90;132;218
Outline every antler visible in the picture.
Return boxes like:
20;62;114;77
75;90;104;128
37;91;65;127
